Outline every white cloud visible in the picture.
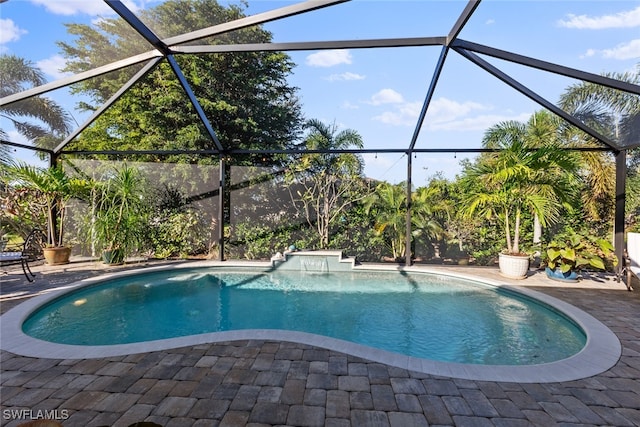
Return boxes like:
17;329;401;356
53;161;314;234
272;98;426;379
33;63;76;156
341;101;359;110
601;39;640;60
369;89;404;106
370;96;530;130
362;153;395;170
429;112;531;132
372;101;421;126
580;39;640;60
306;50;352;67
373;111;411;126
29;0;112;15
485;19;495;25
28;0;142;16
0;18;27;44
373;97;490;128
36;55;72;80
427;98;488;125
326;72;366;82
558;6;640;29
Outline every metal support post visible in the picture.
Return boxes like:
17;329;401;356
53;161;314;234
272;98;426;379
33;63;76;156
614;150;626;278
218;156;226;261
405;153;413;267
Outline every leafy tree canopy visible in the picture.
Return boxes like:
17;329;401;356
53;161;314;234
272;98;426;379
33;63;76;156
58;0;303;160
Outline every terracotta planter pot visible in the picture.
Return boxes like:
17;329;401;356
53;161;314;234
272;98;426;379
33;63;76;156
498;253;530;279
43;246;71;265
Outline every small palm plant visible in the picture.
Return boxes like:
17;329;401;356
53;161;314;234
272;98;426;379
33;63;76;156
364;182;407;260
6;162;89;248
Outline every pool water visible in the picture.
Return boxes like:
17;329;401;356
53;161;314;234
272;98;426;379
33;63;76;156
22;269;586;365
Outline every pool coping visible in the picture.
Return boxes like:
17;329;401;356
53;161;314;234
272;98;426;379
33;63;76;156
0;261;622;383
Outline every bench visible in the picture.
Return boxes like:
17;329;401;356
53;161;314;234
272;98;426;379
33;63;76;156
0;229;46;282
624;232;639;291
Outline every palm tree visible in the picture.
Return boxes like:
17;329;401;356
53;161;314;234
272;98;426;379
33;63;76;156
6;161;90;248
297;119;364;175
559;65;639;149
558;64;640;226
364;182;407;260
463;116;579;255
288;119;365;248
412;184;449;259
524;110;566;244
0;54;72;156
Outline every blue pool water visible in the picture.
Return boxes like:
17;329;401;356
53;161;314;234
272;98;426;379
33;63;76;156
22;269;586;365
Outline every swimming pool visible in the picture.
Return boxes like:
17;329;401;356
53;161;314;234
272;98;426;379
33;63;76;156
1;262;621;382
22;268;585;365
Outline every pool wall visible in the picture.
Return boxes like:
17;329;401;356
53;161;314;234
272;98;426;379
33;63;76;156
0;261;622;383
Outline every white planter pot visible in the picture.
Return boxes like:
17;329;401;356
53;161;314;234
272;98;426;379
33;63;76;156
498;253;530;279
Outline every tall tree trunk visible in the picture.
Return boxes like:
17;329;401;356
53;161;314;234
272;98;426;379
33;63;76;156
504;207;512;253
513;209;521;254
533;213;541;246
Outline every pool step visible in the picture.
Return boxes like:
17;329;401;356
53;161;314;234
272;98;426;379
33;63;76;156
271;250;356;272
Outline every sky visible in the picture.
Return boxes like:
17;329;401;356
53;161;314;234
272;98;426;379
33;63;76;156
1;0;639;185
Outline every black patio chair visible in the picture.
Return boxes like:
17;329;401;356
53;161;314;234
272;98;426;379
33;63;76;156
0;229;46;282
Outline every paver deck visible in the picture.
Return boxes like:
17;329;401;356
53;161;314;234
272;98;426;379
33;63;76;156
1;259;639;427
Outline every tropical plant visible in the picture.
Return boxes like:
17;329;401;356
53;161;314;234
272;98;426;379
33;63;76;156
544;232;616;273
0;54;72;153
88;165;148;263
5;161;89;248
147;184;208;258
231;222;294;260
558;64;640;227
0;169;45;240
287;119;367;249
364;182;407;260
326;202;385;262
441;175;479;258
412;178;450;259
463;115;579;256
559;64;639;150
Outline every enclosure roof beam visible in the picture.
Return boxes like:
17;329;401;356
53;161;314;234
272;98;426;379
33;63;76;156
1;139;54;156
60;146;610;157
166;55;224;152
408;1;479;152
106;0;172;56
53;57;164;154
173;37;446;54
164;0;350;46
0;50;162;106
0;37;443;109
455;47;620;151
447;0;481;46
408;46;449;151
452;39;640;95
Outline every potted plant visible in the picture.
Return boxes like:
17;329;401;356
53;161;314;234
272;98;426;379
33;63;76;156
6;162;89;265
89;165;148;264
543;232;616;282
463;115;578;279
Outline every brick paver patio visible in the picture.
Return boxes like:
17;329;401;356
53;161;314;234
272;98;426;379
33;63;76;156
1;260;639;426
